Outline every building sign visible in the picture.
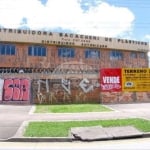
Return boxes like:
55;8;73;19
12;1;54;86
0;28;149;51
122;68;150;92
100;68;122;92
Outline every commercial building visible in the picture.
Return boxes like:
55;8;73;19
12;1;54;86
0;28;149;104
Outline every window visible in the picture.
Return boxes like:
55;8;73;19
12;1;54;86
110;50;123;60
130;52;137;58
28;45;46;56
85;49;100;58
58;47;75;58
139;52;146;59
0;44;16;55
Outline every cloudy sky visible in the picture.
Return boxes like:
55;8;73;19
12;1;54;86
0;0;150;41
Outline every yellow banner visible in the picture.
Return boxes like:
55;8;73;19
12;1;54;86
122;68;150;91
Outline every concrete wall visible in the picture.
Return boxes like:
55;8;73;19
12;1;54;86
0;74;150;104
100;92;150;103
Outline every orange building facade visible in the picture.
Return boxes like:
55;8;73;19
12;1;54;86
0;28;149;104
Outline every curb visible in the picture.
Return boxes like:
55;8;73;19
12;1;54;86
1;132;150;142
143;132;150;138
1;118;150;142
6;137;73;142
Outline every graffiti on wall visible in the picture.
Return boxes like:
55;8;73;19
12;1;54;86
0;78;30;101
0;61;100;104
32;78;100;104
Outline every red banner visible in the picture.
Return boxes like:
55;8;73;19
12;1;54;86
100;68;122;92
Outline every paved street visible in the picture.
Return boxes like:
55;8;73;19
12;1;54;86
0;105;32;140
0;103;150;140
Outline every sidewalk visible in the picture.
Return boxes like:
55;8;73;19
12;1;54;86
0;103;150;141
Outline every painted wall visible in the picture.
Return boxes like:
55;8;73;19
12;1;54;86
0;77;150;104
0;77;100;104
0;78;30;102
32;78;100;104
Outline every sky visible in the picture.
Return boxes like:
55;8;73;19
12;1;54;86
0;0;150;42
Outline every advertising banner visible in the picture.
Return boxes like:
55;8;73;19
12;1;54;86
100;68;150;92
122;68;150;92
100;68;122;92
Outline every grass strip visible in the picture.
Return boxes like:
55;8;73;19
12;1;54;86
35;104;112;113
24;118;150;137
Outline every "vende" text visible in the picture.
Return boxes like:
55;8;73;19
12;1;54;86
103;76;120;84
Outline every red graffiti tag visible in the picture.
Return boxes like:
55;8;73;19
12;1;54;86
3;79;30;101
